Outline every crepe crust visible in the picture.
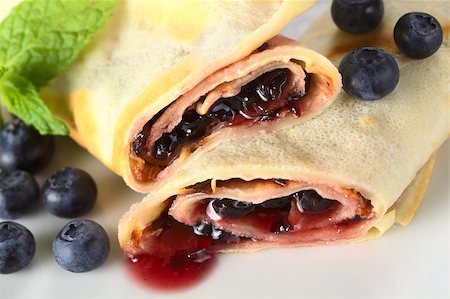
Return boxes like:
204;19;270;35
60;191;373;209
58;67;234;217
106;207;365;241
391;154;437;226
356;155;438;243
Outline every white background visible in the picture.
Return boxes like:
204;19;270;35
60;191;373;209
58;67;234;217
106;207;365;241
1;2;448;298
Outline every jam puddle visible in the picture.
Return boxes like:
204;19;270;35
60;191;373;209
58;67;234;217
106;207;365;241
126;216;218;291
127;250;216;291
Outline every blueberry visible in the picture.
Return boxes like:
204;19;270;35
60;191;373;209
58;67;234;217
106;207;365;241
192;221;223;240
295;190;334;213
254;68;289;102
394;12;443;59
260;196;292;210
53;219;109;273
209;100;236;122
176;111;212;141
211;198;255;218
0;221;35;274
0;169;40;219
152;133;180;163
0;118;54;172
42;168;97;218
339;47;399;100
331;0;384;34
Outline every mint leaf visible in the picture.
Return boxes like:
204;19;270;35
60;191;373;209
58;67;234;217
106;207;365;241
0;0;115;88
0;71;68;135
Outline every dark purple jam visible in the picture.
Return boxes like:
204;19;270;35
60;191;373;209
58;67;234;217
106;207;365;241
210;190;333;218
133;69;308;167
127;190;357;291
206;190;335;233
127;216;217;291
127;216;240;291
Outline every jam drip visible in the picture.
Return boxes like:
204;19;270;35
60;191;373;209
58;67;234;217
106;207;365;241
133;68;308;167
127;216;240;291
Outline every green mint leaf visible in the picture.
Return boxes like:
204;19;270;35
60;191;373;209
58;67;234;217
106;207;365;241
0;0;115;88
0;71;68;135
0;66;6;79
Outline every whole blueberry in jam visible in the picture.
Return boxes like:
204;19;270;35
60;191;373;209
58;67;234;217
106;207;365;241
210;198;255;219
0;118;54;173
260;196;292;210
42;168;97;218
295;190;334;213
339;47;399;100
331;0;384;34
0;221;36;274
394;12;443;59
53;219;109;273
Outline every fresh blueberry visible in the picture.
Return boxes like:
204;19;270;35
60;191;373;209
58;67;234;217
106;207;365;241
53;219;109;273
211;198;255;218
331;0;384;33
394;12;443;59
42;168;97;218
0;221;35;274
295;190;334;213
339;47;399;100
0;118;54;173
0;169;40;219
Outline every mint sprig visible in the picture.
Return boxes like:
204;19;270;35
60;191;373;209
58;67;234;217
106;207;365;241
0;0;116;135
0;71;68;134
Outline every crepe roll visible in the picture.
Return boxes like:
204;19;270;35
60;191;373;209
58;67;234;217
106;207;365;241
118;0;449;254
34;0;341;192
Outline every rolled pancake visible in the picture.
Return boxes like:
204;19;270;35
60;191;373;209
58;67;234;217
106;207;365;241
13;0;340;192
118;0;449;254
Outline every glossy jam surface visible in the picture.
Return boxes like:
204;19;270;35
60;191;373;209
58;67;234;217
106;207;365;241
127;216;216;291
127;190;359;291
207;190;336;233
133;69;307;166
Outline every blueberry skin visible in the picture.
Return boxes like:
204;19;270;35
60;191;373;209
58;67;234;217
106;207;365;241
0;169;40;219
0;118;54;173
53;219;110;273
211;198;255;218
339;47;399;101
260;196;292;210
331;0;384;34
394;12;443;59
42;168;97;218
295;190;333;213
0;221;36;274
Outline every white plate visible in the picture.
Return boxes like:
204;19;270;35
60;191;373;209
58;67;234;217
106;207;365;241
1;2;448;298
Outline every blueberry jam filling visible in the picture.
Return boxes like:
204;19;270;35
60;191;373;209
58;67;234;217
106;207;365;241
205;190;336;234
129;189;369;290
133;68;309;167
127;216;237;290
294;190;333;213
210;198;255;218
